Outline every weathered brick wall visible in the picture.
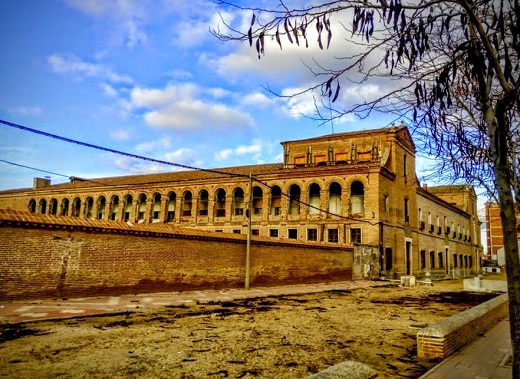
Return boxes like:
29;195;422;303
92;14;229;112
417;293;508;359
0;216;353;300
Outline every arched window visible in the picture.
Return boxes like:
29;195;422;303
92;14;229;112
38;199;47;214
182;191;192;217
167;192;176;221
123;194;133;221
96;196;106;220
350;181;364;214
152;193;161;222
137;194;147;222
198;189;209;216
110;195;119;221
71;197;81;217
288;184;301;215
252;186;263;215
60;198;70;216
233;187;245;216
270;185;282;215
308;183;321;215
84;197;94;218
215;188;226;217
49;199;58;215
28;199;36;213
328;182;342;215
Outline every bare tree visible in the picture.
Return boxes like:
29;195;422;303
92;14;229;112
213;0;520;375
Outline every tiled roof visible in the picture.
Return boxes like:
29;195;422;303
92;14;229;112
280;125;405;144
0;209;347;250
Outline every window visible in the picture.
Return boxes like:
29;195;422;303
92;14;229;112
350;181;364;214
182;191;192;217
453;253;458;268
430;251;435;269
308;183;321;215
215;188;226;217
269;229;279;238
438;252;444;268
420;250;426;269
215;229;223;232
288;229;298;239
252;186;263;215
288;184;301;215
167;192;176;221
350;228;361;244
198;190;209;216
328;228;339;243
307;228;318;241
270;186;282;216
251;229;260;236
233;187;245;216
403;154;408;177
328;182;342;215
385;247;393;271
384;195;389;212
152;193;161;221
404;198;409;222
233;229;241;234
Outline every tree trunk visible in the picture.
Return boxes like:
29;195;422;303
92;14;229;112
488;105;520;377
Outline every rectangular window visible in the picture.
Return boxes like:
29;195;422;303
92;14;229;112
233;229;241;234
234;208;244;216
453;254;458;268
199;209;208;216
385;247;393;271
153;211;160;219
167;211;175;221
350;228;362;244
438;252;444;268
254;207;262;215
216;209;226;217
328;228;339;243
420;250;426;269
288;228;298;239
138;211;145;220
269;229;279;238
430;251;435;269
307;228;318;241
251;229;259;236
215;229;223;232
404;198;409;222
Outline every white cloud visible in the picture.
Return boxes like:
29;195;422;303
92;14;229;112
48;54;133;84
9;106;42;116
215;139;263;161
135;138;172;154
129;83;255;130
100;83;118;97
110;128;132;141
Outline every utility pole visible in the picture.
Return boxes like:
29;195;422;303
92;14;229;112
245;172;253;289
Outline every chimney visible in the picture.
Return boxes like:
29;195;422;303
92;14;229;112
33;177;51;189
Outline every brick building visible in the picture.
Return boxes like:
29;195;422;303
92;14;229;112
485;202;520;266
0;124;482;279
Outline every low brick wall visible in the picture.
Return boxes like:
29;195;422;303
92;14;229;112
0;210;353;300
417;293;509;359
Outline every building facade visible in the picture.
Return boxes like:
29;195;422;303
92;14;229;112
485;202;520;266
0;125;483;279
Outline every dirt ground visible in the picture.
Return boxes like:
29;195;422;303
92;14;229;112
0;280;500;379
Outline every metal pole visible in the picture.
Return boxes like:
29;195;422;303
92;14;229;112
245;172;253;289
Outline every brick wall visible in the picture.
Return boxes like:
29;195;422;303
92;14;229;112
417;293;509;359
0;210;353;300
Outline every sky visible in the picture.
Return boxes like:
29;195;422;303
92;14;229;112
0;0;420;191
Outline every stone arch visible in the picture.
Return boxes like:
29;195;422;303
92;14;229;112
96;195;107;220
232;187;245;216
28;199;36;213
198;189;209;216
166;191;176;221
252;186;263;215
38;199;47;214
288;184;301;215
350;180;365;214
181;190;192;218
214;188;226;217
270;185;282;215
84;197;94;218
71;197;81;217
152;193;161;222
123;194;133;221
60;198;70;216
308;182;321;215
49;198;58;215
328;182;342;215
109;195;120;221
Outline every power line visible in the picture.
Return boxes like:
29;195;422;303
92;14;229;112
0;159;70;179
0;119;250;180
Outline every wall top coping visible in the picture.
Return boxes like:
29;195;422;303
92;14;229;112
417;293;508;338
0;209;352;252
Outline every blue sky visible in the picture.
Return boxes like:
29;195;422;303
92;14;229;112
0;0;402;191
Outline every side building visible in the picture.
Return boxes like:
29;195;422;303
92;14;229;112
485;202;520;267
0;124;482;279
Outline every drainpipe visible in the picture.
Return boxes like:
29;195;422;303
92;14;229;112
245;172;253;290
